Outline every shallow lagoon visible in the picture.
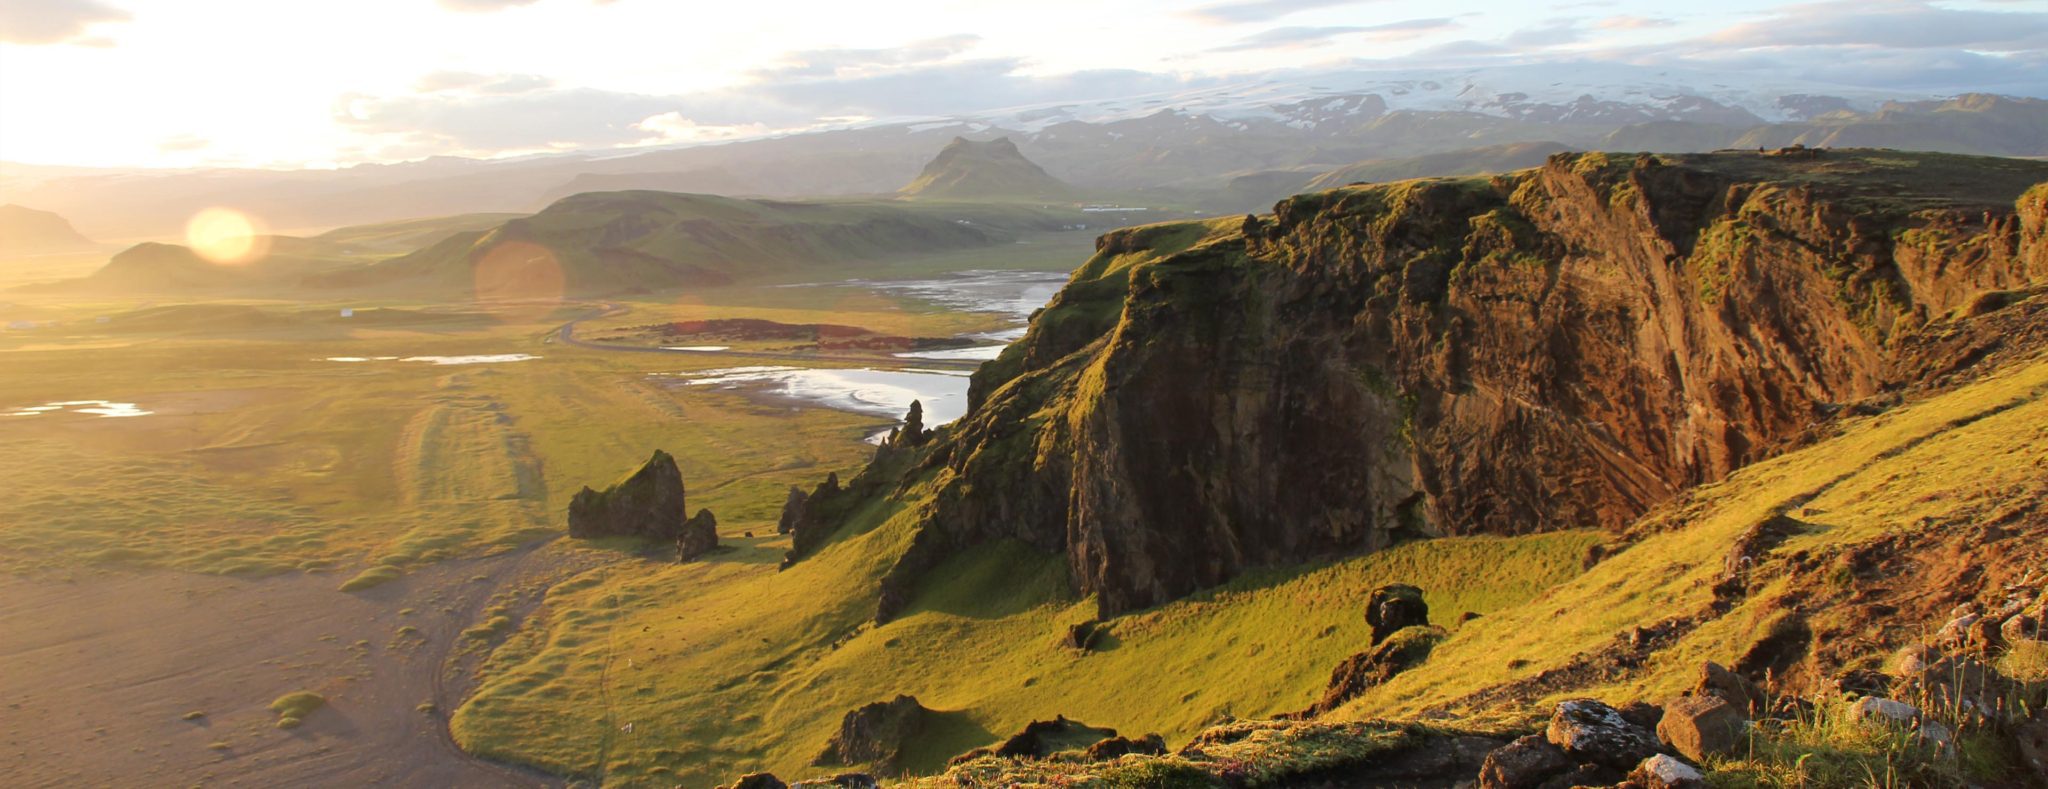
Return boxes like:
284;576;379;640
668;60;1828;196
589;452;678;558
3;400;153;418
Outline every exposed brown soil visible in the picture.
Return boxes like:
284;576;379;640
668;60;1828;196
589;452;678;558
0;546;590;788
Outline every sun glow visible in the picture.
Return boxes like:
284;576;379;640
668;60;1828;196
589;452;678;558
183;207;271;265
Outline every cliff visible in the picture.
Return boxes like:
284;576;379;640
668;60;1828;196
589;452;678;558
789;149;2048;621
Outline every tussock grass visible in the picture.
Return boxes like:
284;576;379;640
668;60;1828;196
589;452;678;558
269;691;325;720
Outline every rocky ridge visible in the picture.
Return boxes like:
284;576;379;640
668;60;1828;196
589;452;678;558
779;149;2048;623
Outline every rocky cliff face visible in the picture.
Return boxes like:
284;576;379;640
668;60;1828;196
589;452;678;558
804;150;2048;621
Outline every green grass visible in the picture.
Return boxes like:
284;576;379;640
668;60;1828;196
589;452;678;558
449;507;1592;786
339;564;403;592
270;691;326;720
1327;350;2048;723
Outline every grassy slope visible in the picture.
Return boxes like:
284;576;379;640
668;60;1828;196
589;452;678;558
452;485;1594;788
1329;348;2048;723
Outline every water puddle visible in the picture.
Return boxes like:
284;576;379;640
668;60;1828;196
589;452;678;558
665;366;971;428
4;400;153;418
850;269;1067;359
662;346;731;352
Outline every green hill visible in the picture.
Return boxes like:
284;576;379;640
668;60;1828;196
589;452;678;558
63;238;360;294
899;137;1076;202
334;191;1025;296
0;204;95;256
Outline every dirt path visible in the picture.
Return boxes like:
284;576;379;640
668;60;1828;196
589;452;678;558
0;551;569;788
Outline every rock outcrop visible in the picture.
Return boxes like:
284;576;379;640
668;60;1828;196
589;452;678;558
678;508;719;560
567;450;689;540
802;150;2048;620
1301;624;1446;716
1655;695;1745;762
1546;698;1664;769
1367;584;1430;645
815;695;932;776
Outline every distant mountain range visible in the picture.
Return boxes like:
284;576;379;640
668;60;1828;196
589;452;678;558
50;190;1115;297
5;64;2045;237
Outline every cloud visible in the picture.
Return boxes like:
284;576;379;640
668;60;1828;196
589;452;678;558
436;0;539;12
339;55;1203;155
1213;18;1456;52
436;0;618;13
1184;0;1379;25
0;0;129;45
415;70;556;94
1707;0;2048;50
155;134;210;154
1594;15;1674;30
748;34;983;80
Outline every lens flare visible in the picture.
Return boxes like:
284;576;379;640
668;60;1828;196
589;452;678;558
472;240;566;321
184;207;270;266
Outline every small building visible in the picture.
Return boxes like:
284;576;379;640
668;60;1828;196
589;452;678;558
339;308;355;318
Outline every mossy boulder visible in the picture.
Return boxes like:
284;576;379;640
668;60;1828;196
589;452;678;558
678;508;719;561
815;695;932;776
568;449;688;540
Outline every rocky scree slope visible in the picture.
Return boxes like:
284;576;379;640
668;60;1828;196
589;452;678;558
784;149;2048;621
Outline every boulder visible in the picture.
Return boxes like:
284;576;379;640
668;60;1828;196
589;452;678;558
1478;734;1571;789
890;400;929;448
791;775;878;789
1917;721;1955;754
1085;733;1167;760
678;508;719;560
1546;699;1663;769
567;449;688;540
1302;625;1447;716
991;716;1120;759
1630;754;1707;789
720;774;787;789
776;485;808;534
1656;695;1746;762
815;695;931;776
1367;584;1430;645
1617;701;1664;731
1063;621;1102;651
1694;661;1763;716
784;472;845;564
1848;697;1919;727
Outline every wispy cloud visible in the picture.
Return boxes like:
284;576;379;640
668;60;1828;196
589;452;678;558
1705;0;2048;50
1594;15;1674;30
1213;18;1457;52
747;34;984;80
1183;0;1379;25
0;0;129;46
415;70;556;94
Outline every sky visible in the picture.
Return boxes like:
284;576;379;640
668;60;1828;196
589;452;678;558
0;0;2043;169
